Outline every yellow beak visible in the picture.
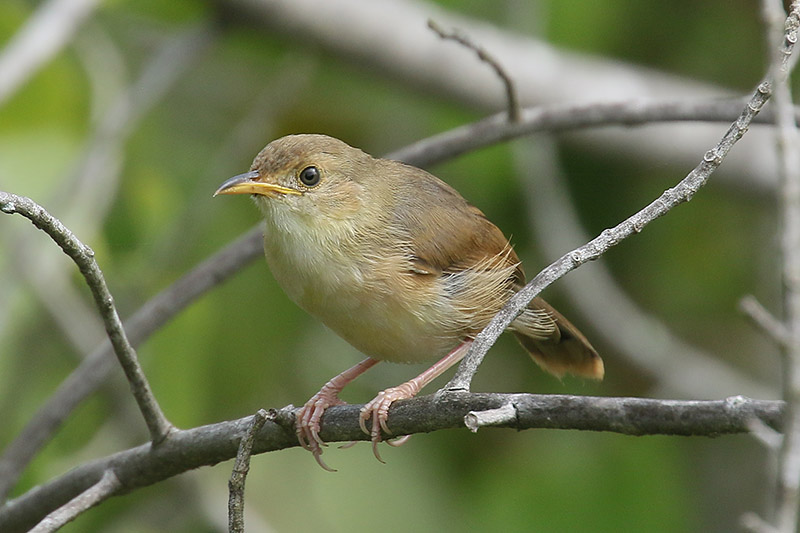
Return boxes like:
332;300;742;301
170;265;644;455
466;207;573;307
214;170;301;197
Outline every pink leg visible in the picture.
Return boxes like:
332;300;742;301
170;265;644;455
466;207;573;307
297;357;379;471
359;340;473;462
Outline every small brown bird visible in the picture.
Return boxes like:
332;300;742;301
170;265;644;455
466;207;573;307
215;134;602;470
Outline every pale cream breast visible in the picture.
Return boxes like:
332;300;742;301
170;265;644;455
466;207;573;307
260;198;463;363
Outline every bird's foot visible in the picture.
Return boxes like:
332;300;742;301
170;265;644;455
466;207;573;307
359;381;420;462
296;389;346;472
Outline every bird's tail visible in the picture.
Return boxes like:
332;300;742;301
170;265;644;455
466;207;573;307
510;296;604;380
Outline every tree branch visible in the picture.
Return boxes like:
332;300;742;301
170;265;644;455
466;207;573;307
0;193;173;444
228;409;268;533
0;393;783;533
514;135;773;401
218;0;780;190
446;80;774;392
390;98;794;192
765;1;800;530
740;294;791;349
2;96;785;501
0;225;263;501
29;470;120;533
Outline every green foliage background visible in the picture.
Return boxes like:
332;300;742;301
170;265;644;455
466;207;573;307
0;0;783;531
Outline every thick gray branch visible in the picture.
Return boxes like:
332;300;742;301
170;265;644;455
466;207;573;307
0;393;782;533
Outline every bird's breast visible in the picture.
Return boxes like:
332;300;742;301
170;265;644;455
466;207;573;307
260;209;472;363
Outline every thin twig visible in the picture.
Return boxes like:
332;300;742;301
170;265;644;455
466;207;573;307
28;470;120;533
749;417;784;450
427;19;521;122
0;193;173;444
228;409;268;533
0;393;783;533
740;295;791;348
446;79;774;392
513;136;772;400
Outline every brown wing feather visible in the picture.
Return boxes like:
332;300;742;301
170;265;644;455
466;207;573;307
383;161;519;276
382;160;602;379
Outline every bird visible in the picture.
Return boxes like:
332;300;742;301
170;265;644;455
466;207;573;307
214;134;602;470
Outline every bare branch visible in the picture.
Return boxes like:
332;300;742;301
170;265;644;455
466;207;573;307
3;96;781;501
228;410;268;533
446;79;774;392
390;98;796;192
749;417;784;450
513;136;773;400
218;0;779;190
0;393;783;533
29;470;120;533
740;295;791;348
0;226;263;501
464;403;516;432
764;1;800;530
0;193;173;444
427;19;520;122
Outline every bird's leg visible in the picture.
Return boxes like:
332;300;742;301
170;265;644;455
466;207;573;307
359;340;473;462
297;357;379;471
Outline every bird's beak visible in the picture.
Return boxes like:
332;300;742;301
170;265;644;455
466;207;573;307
213;170;301;197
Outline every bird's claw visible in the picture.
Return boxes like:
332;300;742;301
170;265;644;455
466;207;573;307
359;382;418;462
295;390;346;472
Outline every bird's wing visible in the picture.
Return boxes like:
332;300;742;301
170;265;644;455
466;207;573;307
386;162;522;280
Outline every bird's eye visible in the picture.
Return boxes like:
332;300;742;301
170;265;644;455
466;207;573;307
299;166;321;187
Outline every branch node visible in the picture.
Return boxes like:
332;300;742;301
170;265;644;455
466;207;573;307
756;81;773;100
703;147;722;164
464;403;517;432
273;405;298;429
